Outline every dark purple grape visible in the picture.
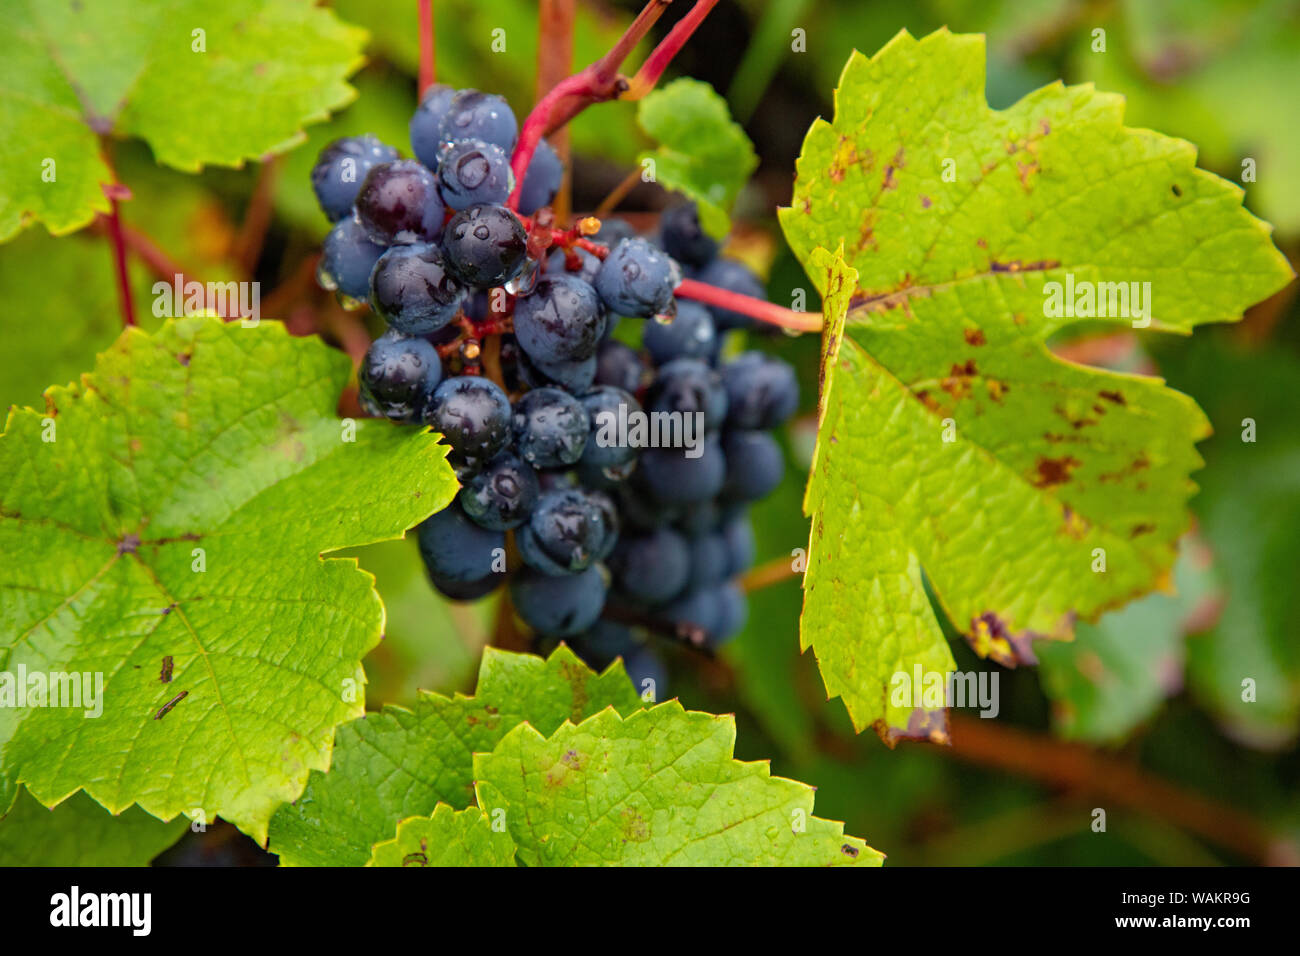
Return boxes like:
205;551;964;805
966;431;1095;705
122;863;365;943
437;139;512;210
722;351;799;430
409;84;458;168
437;90;518;152
512;387;590;468
369;243;465;334
459;451;539;531
721;430;784;502
514;275;606;364
594;340;645;394
441;203;528;287
593;237;679;318
354;160;446;245
518;139;563;215
311;135;399;222
358;330;442;423
659;202;719;269
423;375;512;473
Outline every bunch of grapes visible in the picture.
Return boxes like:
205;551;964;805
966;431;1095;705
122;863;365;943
311;85;797;690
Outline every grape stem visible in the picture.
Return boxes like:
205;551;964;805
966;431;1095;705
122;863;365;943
417;0;436;95
676;278;822;333
593;167;644;218
536;0;576;220
739;554;802;593
102;184;136;328
623;0;721;99
508;0;717;211
231;155;281;277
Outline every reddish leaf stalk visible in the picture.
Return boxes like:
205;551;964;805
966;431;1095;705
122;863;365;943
417;0;436;95
624;0;721;99
233;156;281;276
507;0;676;210
104;194;136;327
676;277;822;333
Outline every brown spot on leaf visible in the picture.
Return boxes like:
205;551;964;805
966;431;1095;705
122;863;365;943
1033;455;1081;488
402;852;428;867
1060;505;1089;539
1015;159;1040;191
558;659;589;722
881;706;950;747
1098;453;1150;484
915;389;941;413
1098;389;1126;405
986;379;1009;403
967;611;1039;667
963;328;986;346
1053;403;1098;430
561;749;584;770
990;258;1060;273
920;195;932;209
940;360;979;401
1171;184;1182;197
176;352;191;366
882;166;897;190
841;844;860;858
620;807;650;843
1130;522;1157;538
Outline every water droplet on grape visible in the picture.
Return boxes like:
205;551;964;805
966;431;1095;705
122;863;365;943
504;258;541;295
315;260;338;291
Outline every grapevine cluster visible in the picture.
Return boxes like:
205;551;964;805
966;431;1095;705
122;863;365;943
310;85;797;688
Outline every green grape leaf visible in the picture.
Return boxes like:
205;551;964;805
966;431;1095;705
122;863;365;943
0;315;457;842
777;30;1294;740
0;0;365;241
0;787;185;866
637;78;758;237
368;804;516;867
475;701;882;866
268;645;644;867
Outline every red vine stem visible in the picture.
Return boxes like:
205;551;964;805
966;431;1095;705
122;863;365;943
624;0;721;99
507;0;677;210
103;188;136;328
417;0;436;95
676;277;822;333
536;0;576;220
